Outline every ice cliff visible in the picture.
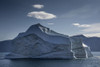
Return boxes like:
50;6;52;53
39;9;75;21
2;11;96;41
5;23;93;59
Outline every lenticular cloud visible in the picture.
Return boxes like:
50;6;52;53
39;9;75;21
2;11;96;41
27;11;56;20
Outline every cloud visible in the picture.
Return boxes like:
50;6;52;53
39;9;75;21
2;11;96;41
47;23;54;25
84;33;100;37
73;23;100;37
82;23;100;32
27;11;56;20
73;23;91;28
32;4;44;9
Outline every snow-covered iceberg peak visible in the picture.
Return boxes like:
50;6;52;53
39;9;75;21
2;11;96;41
5;23;93;59
26;23;68;36
17;23;70;44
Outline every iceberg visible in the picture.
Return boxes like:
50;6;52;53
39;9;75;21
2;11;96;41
4;23;93;59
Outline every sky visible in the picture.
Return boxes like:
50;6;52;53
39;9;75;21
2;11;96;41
0;0;100;41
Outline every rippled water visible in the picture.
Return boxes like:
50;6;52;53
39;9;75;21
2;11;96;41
0;52;100;67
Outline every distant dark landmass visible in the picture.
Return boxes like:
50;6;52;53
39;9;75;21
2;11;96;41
73;35;100;51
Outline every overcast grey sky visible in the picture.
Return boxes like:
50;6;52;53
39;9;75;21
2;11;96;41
0;0;100;41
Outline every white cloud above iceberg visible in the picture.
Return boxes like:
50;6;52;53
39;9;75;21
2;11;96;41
32;4;44;9
27;11;56;20
82;23;100;32
73;23;91;28
47;23;54;25
84;33;100;37
73;23;100;37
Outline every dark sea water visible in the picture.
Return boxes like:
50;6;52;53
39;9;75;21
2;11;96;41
0;52;100;67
